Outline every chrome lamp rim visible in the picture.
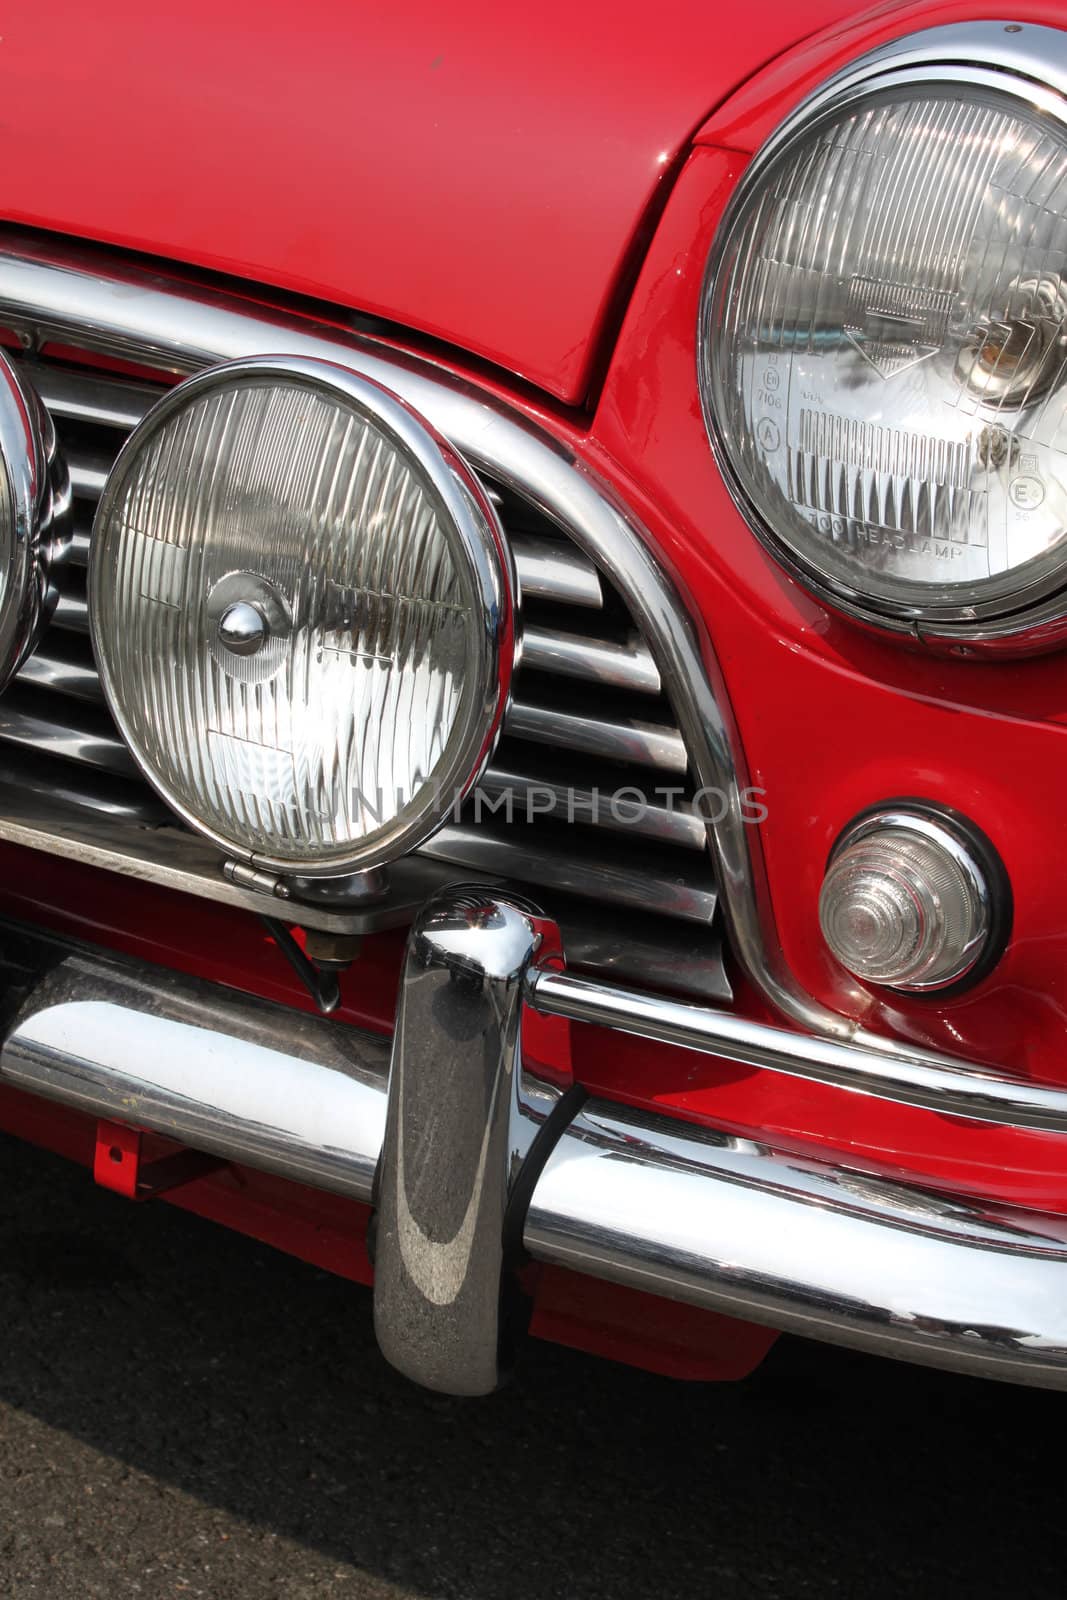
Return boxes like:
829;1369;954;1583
0;351;70;692
824;808;996;993
88;353;516;877
699;22;1067;651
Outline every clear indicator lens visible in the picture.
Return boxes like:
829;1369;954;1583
91;368;507;871
819;821;989;989
706;85;1067;621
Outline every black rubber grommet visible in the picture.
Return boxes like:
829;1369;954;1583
501;1083;588;1268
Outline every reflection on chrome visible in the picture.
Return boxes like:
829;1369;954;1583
373;887;573;1395
2;956;390;1199
8;915;1067;1390
526;1103;1067;1384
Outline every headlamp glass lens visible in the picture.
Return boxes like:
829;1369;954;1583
704;85;1067;622
91;367;507;870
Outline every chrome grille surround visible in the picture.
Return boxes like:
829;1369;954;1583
0;235;748;1003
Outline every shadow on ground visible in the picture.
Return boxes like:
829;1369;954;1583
0;1132;1060;1598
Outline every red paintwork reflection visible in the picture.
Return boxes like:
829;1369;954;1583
0;0;876;403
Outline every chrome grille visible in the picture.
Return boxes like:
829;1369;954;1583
0;348;728;1002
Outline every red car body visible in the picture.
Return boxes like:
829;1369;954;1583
4;0;1067;1387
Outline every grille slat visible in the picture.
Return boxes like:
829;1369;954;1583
512;535;603;609
68;521;91;565
17;641;105;705
66;443;110;500
52;590;91;635
521;625;660;694
0;688;138;778
563;911;733;1004
30;362;158;430
69;508;603;615
505;701;688;773
480;764;705;850
421;824;718;926
0;745;166;822
0;351;726;986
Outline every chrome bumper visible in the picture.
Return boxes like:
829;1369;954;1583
5;891;1067;1394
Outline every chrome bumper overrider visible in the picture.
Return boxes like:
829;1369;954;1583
5;888;1067;1394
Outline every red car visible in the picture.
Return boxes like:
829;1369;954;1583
2;3;1067;1395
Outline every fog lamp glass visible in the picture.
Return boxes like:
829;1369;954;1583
819;813;992;990
701;63;1067;634
90;357;513;874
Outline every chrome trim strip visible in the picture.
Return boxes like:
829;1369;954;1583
529;969;1067;1130
6;923;1067;1390
526;1101;1067;1389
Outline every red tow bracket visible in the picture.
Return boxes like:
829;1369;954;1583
93;1120;226;1201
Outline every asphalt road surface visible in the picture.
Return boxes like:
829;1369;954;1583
0;1130;1062;1600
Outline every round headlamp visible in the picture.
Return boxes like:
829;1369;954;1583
700;24;1067;646
90;357;514;875
0;351;70;691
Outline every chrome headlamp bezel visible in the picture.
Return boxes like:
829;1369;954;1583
0;351;70;691
698;22;1067;650
89;354;516;876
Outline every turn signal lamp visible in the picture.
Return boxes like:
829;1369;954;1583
819;808;1006;992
